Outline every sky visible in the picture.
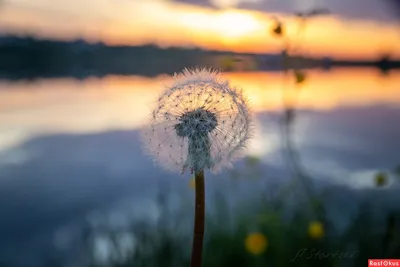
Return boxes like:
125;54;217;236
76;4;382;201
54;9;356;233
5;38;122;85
0;0;399;59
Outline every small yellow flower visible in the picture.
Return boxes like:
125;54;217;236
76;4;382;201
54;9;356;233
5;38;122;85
308;221;324;239
245;232;267;255
189;177;196;189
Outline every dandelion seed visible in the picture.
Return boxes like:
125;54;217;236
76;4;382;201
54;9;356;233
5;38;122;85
141;67;252;174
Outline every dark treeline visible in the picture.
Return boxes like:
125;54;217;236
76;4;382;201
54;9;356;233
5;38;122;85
0;35;398;80
0;35;213;79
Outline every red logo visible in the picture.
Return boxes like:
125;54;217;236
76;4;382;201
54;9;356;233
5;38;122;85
369;260;400;266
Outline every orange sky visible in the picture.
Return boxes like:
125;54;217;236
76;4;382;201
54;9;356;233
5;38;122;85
0;0;399;59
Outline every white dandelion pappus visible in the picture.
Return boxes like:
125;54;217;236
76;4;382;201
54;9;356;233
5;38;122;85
141;68;252;174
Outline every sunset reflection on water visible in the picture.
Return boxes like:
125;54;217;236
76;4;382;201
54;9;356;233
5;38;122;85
0;68;399;151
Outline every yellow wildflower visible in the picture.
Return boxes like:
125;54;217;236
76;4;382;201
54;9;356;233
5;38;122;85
245;232;267;255
308;221;324;239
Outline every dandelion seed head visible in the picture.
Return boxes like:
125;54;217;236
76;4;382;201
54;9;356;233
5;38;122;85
141;68;252;174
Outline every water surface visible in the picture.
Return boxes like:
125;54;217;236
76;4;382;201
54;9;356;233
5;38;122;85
0;68;399;266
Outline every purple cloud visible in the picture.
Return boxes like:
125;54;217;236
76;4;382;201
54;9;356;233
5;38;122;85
174;0;399;22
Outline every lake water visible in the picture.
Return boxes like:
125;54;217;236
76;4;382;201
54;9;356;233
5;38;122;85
1;68;399;151
0;68;399;266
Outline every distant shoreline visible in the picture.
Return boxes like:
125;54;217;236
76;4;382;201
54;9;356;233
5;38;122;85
0;35;398;80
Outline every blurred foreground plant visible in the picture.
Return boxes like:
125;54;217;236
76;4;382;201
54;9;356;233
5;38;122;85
375;171;388;187
83;181;400;267
270;9;331;222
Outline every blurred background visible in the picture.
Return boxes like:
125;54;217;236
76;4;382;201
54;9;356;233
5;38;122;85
0;0;400;266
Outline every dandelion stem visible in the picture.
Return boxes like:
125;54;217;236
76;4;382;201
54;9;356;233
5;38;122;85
190;169;205;267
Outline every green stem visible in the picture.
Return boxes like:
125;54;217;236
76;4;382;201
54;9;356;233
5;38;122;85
190;170;205;267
